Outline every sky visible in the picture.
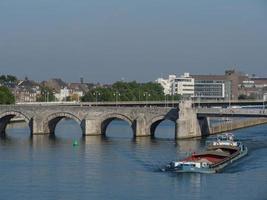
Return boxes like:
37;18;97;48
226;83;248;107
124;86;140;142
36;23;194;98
0;0;267;83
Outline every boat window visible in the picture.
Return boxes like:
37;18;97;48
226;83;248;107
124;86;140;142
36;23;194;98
183;164;195;167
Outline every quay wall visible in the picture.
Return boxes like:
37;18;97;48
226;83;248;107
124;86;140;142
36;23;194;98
210;118;267;135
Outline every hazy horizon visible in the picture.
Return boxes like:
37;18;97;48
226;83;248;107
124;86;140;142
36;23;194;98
1;0;267;83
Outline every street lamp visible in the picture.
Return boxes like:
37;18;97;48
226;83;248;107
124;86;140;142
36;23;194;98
93;92;101;105
165;94;168;108
263;94;266;111
144;92;150;106
113;91;120;106
14;86;17;104
43;91;48;102
46;91;49;102
172;93;174;107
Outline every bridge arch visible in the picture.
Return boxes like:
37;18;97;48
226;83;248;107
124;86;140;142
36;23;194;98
148;115;177;138
43;112;82;134
0;111;31;134
100;113;134;136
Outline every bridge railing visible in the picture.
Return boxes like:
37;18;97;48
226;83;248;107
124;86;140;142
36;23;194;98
14;101;181;107
197;107;267;116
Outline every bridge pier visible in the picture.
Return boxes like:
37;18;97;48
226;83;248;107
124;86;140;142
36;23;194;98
82;118;102;136
134;116;150;137
176;101;202;139
31;117;49;135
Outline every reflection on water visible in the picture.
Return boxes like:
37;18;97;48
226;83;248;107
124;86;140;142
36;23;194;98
0;120;267;200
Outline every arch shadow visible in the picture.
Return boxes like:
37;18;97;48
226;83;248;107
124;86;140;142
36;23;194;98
44;112;82;135
0;111;31;135
149;115;177;139
100;113;134;137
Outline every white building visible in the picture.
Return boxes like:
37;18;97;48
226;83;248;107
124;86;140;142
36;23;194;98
156;73;194;97
55;87;70;101
172;73;194;97
156;75;176;95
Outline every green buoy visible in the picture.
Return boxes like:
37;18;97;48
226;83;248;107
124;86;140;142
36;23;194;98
72;140;79;147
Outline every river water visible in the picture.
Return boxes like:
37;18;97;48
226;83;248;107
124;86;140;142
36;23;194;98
0;120;267;200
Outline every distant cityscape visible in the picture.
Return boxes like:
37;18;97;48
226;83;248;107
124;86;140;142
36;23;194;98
1;69;267;103
156;69;267;101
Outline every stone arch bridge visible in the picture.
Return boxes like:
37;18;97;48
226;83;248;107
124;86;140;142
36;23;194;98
0;101;205;139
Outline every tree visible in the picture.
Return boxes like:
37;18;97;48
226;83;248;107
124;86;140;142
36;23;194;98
36;87;55;102
0;75;18;84
0;86;15;104
66;94;80;102
238;94;248;100
238;93;258;100
81;81;168;102
6;75;17;83
248;93;257;100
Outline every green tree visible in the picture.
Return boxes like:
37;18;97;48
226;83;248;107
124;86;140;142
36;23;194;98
0;75;18;84
36;87;55;102
6;75;17;83
0;86;15;104
238;94;248;100
248;93;258;100
238;93;258;100
81;81;170;102
0;75;6;83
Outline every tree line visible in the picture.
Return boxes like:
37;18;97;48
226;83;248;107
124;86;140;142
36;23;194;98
0;75;18;84
0;86;15;104
0;74;181;104
81;81;181;102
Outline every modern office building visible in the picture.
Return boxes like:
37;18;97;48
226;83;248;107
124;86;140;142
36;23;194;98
192;70;249;100
172;73;194;97
156;69;267;100
156;73;194;97
194;80;226;99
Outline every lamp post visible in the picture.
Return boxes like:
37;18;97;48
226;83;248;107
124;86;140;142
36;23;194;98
93;92;101;105
14;86;17;104
165;94;168;108
144;92;150;106
44;91;47;102
113;91;120;106
263;94;266;111
47;91;49;102
172;93;174;107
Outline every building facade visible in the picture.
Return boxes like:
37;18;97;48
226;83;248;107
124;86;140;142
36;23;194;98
156;70;247;100
156;73;194;97
14;79;41;102
156;75;176;95
194;80;225;99
54;87;70;101
172;73;194;97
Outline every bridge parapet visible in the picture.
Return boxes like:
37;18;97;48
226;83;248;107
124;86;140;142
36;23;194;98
197;108;267;117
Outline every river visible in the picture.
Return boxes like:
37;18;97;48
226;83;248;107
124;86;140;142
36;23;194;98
0;119;267;200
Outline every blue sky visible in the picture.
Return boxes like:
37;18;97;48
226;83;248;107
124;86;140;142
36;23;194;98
0;0;266;83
